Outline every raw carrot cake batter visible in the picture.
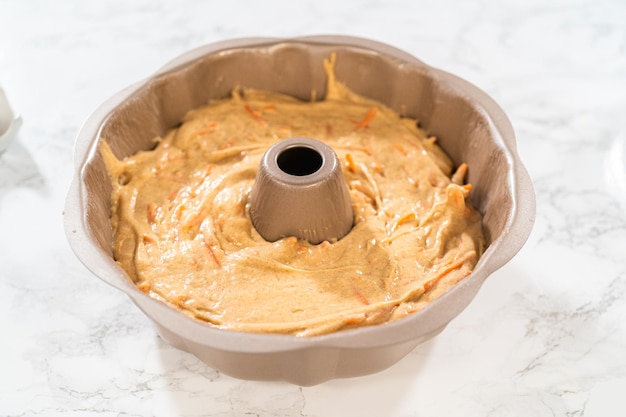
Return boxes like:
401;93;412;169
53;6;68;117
101;55;485;336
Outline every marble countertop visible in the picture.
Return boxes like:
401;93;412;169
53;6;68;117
1;0;625;415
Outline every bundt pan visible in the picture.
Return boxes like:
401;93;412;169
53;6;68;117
64;35;535;386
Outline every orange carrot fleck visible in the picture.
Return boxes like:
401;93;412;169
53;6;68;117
354;287;370;305
175;204;186;221
168;188;180;201
193;122;218;137
244;104;266;126
137;282;150;293
142;234;156;244
345;153;356;173
423;278;436;292
393;143;408;155
396;212;416;227
184;211;206;232
147;203;157;224
448;187;466;211
423;258;468;292
355;107;379;130
193;130;210;137
203;235;222;267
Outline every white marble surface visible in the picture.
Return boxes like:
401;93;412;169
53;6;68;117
1;0;625;415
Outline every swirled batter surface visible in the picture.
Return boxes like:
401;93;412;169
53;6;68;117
102;56;485;336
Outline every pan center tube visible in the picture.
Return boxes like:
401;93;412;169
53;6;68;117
249;138;354;245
